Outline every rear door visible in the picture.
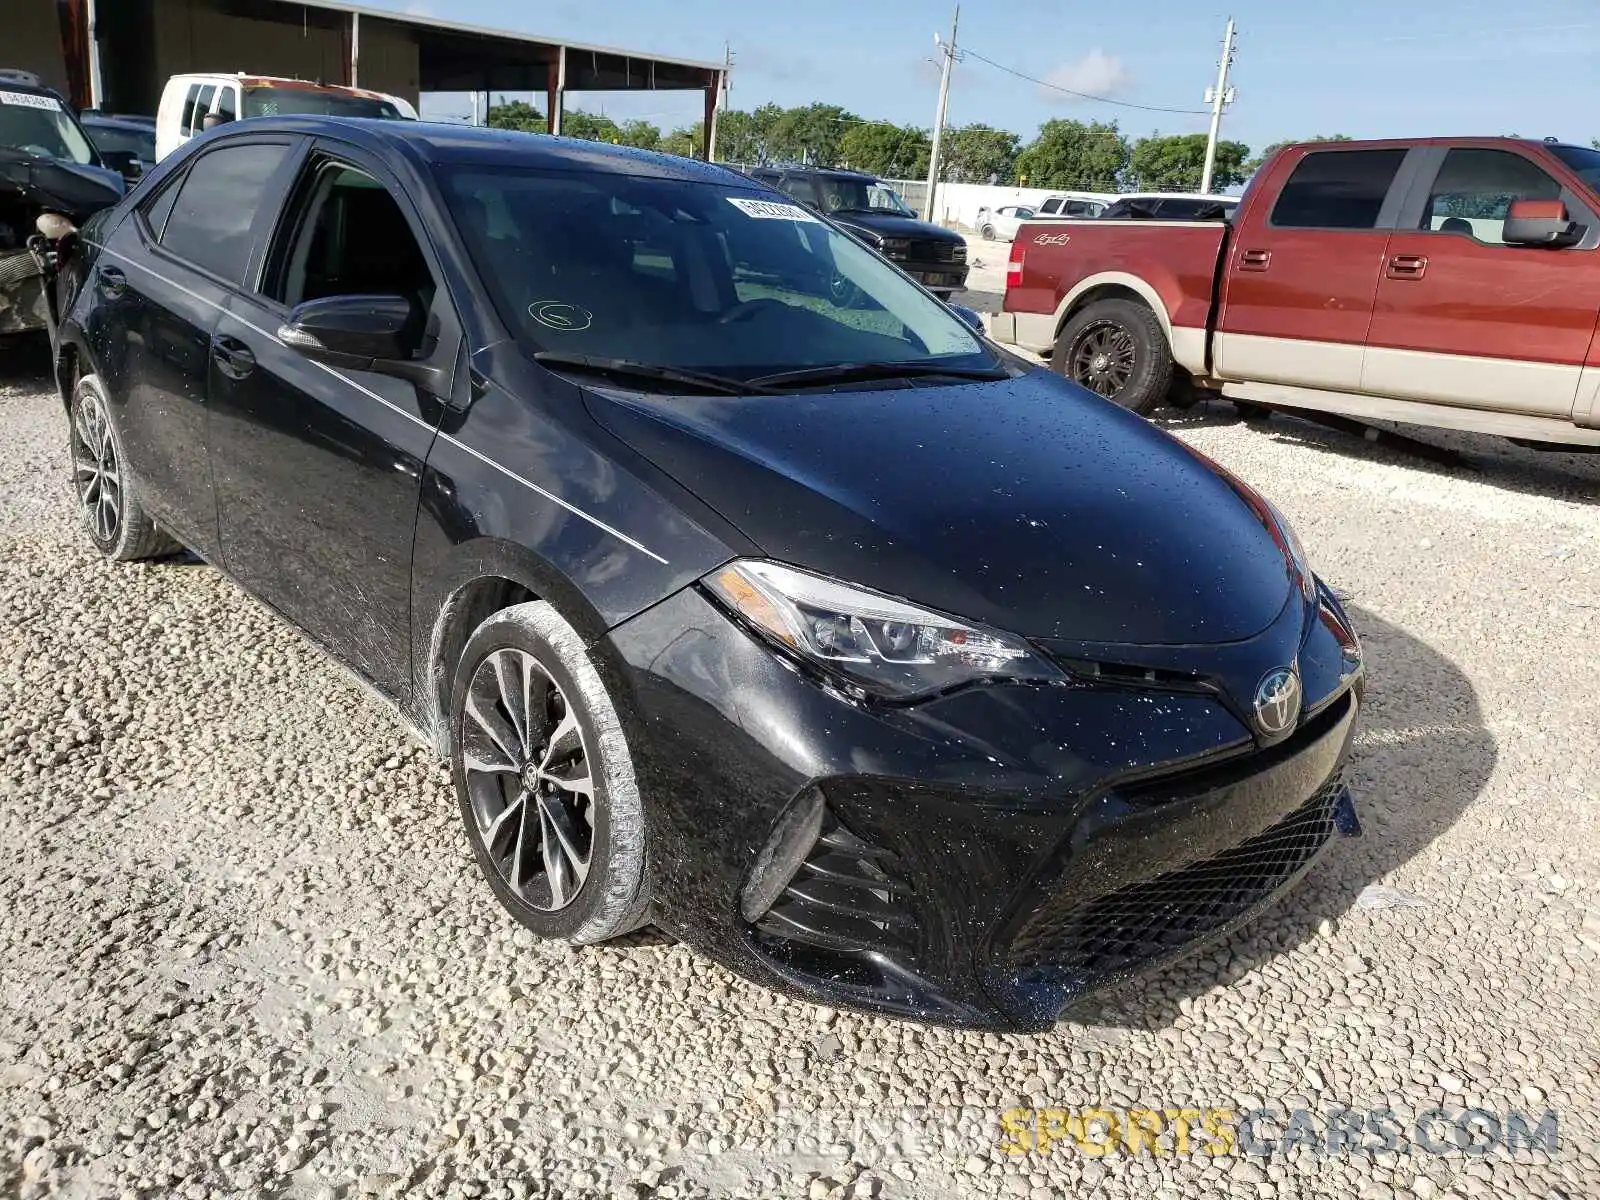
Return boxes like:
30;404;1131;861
1363;144;1600;417
1215;145;1411;390
206;140;458;698
89;136;296;557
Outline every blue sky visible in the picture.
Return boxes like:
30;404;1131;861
369;0;1600;151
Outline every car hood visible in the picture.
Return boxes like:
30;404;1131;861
584;370;1298;646
830;210;962;243
0;152;124;221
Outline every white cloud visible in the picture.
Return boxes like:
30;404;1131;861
1039;49;1130;103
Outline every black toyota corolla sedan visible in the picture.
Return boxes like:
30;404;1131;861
50;118;1364;1030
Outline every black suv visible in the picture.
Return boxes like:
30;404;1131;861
747;166;969;298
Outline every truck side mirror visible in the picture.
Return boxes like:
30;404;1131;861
1503;199;1583;247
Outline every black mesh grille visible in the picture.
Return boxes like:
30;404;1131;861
913;240;963;263
1008;777;1344;977
754;814;916;958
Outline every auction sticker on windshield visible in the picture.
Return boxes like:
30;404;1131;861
727;198;819;223
0;90;62;111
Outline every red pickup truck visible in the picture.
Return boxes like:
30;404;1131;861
989;137;1600;447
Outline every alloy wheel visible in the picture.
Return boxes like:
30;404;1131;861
461;648;595;911
71;388;121;544
1070;320;1137;399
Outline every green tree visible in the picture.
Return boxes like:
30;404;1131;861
615;119;662;151
1012;120;1129;191
940;125;1020;184
560;111;622;142
838;122;930;179
715;104;783;163
1126;133;1250;191
486;98;545;134
661;121;705;158
765;103;858;166
1246;133;1352;174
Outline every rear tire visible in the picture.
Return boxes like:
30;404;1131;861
1052;299;1173;416
449;601;650;944
68;374;181;562
981;224;997;240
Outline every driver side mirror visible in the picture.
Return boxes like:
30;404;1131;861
1503;199;1584;247
278;294;445;391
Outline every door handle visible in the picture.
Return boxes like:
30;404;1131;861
211;335;256;380
1386;254;1428;280
97;267;127;298
1239;248;1271;272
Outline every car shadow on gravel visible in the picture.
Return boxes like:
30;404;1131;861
1075;605;1496;1032
1156;400;1600;508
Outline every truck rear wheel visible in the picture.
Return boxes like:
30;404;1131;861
1052;299;1173;416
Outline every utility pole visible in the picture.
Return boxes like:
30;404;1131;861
1200;16;1237;195
923;5;959;223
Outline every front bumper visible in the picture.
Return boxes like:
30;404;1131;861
600;584;1362;1031
895;258;968;294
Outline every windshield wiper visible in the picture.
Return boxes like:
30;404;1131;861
534;352;773;396
747;361;1010;390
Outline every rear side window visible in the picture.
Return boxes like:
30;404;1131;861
1270;149;1406;229
215;85;237;122
138;169;184;239
1039;198;1061;214
179;83;204;132
159;143;291;283
1421;148;1563;244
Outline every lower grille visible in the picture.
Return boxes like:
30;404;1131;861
1009;777;1345;977
0;248;41;288
754;812;915;958
913;240;963;264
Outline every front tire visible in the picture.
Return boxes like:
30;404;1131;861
1052;299;1174;416
68;374;181;561
449;601;649;944
981;223;997;240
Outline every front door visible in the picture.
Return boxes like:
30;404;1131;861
90;137;296;556
206;144;457;699
1364;145;1600;417
1215;145;1410;391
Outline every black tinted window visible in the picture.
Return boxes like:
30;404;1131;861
160;143;290;282
139;170;183;238
1271;149;1406;229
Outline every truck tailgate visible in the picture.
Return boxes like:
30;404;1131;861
1001;220;1230;353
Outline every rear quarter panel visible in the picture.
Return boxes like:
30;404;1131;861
1005;221;1227;339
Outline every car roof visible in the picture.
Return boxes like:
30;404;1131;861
0;72;69;103
204;117;758;185
80;113;155;132
1109;193;1237;203
167;73;398;102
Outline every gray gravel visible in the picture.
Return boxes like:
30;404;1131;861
2;337;1598;1200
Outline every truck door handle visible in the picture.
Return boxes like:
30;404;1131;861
211;335;256;380
97;267;127;298
1239;248;1271;272
1387;254;1428;280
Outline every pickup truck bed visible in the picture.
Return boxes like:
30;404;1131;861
990;136;1600;447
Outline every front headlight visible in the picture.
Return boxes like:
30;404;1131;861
703;560;1065;701
879;237;912;259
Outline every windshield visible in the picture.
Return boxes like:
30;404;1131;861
866;184;915;216
802;174;907;216
0;89;95;164
242;87;402;120
85;122;156;163
1551;144;1600;197
440;166;991;382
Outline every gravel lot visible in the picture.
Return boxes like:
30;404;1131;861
2;335;1598;1200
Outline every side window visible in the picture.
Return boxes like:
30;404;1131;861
179;84;203;134
159;143;291;283
1039;198;1061;215
215;85;237;123
138;168;185;239
781;175;820;207
1270;148;1407;229
1421;148;1563;244
268;161;435;314
188;85;217;136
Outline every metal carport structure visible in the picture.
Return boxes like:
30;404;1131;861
22;0;725;156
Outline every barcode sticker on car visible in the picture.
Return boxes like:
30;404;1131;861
727;198;819;223
0;90;62;111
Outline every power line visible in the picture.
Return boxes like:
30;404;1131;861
961;45;1209;115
